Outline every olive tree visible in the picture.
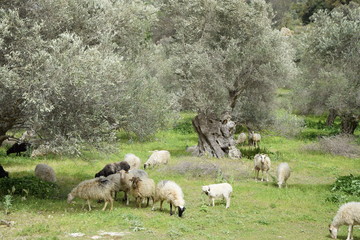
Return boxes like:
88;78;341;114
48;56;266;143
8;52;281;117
0;2;173;154
156;0;297;157
294;3;360;134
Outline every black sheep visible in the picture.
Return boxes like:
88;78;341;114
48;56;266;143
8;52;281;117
0;165;9;178
6;142;30;156
95;161;130;178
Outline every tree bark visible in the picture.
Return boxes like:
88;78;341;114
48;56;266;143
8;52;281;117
340;114;359;134
326;109;338;127
192;113;236;158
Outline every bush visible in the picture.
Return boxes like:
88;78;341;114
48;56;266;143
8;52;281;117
303;135;360;158
240;147;272;160
0;176;59;199
326;174;360;203
166;160;220;178
272;110;305;138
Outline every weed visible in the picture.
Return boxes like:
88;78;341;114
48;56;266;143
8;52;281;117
3;195;13;215
240;147;272;160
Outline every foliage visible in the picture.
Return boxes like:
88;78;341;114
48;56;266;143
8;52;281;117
0;176;59;199
155;0;297;129
293;3;360;134
240;147;272;160
271;109;305;138
2;195;13;215
0;1;175;154
327;174;360;203
294;0;360;24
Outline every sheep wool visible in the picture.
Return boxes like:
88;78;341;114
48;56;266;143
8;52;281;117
202;183;233;208
119;169;149;205
254;154;271;182
95;161;130;178
153;180;186;217
35;164;56;183
329;202;360;240
236;132;247;145
129;176;156;208
124;153;141;170
249;131;261;148
144;150;170;169
67;177;115;211
277;163;291;188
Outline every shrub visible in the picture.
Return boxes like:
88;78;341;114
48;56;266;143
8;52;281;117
166;160;220;178
303;135;360;158
326;174;360;203
240;147;272;160
0;176;59;199
272;110;305;138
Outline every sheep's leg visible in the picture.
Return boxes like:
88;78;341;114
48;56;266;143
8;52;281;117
212;198;215;207
102;201;108;211
160;200;164;211
125;192;129;205
87;200;92;211
265;171;269;182
225;196;230;209
151;197;155;209
255;169;259;181
169;203;173;215
110;199;113;211
261;170;264;182
346;225;353;240
146;197;150;207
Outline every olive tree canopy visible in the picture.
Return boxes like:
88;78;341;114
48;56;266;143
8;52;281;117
155;0;297;157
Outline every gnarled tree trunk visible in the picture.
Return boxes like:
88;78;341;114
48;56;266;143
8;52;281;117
326;109;338;127
192;113;236;158
340;114;359;134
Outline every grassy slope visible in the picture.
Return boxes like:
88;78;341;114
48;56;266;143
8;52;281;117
0;114;359;240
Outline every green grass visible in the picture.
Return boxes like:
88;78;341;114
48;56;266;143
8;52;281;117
0;114;359;240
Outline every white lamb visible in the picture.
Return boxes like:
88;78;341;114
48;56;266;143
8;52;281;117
277;162;291;188
67;177;115;211
152;180;186;217
236;132;247;145
329;202;360;240
254;154;271;182
144;150;170;169
35;164;57;183
124;153;141;170
201;183;233;209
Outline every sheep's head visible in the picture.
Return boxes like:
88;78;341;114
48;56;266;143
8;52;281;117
178;206;186;217
130;177;141;188
329;224;337;239
119;169;126;180
67;193;74;204
201;186;210;195
143;163;148;169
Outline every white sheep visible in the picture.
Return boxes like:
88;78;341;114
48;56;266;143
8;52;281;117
249;131;261;148
277;162;291;188
254;154;271;182
228;146;241;159
236;132;247;145
201;183;233;208
34;164;56;183
124;153;141;170
152;180;186;217
118;169;148;205
329;202;360;240
144;150;170;169
67;177;115;211
129;176;155;208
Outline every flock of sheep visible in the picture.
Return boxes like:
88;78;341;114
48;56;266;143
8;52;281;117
1;130;359;239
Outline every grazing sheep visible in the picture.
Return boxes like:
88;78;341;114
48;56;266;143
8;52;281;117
329;202;360;240
277;163;291;188
67;177;115;211
254;154;271;182
105;173;121;200
6;142;31;156
124;154;141;170
144;150;170;169
129;176;156;208
95;161;130;178
119;169;149;205
0;165;9;178
236;132;247;145
152;180;186;217
35;164;56;183
228;146;241;159
249;131;261;148
202;183;233;209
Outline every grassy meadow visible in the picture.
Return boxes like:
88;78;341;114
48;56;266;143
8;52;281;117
0;113;360;240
